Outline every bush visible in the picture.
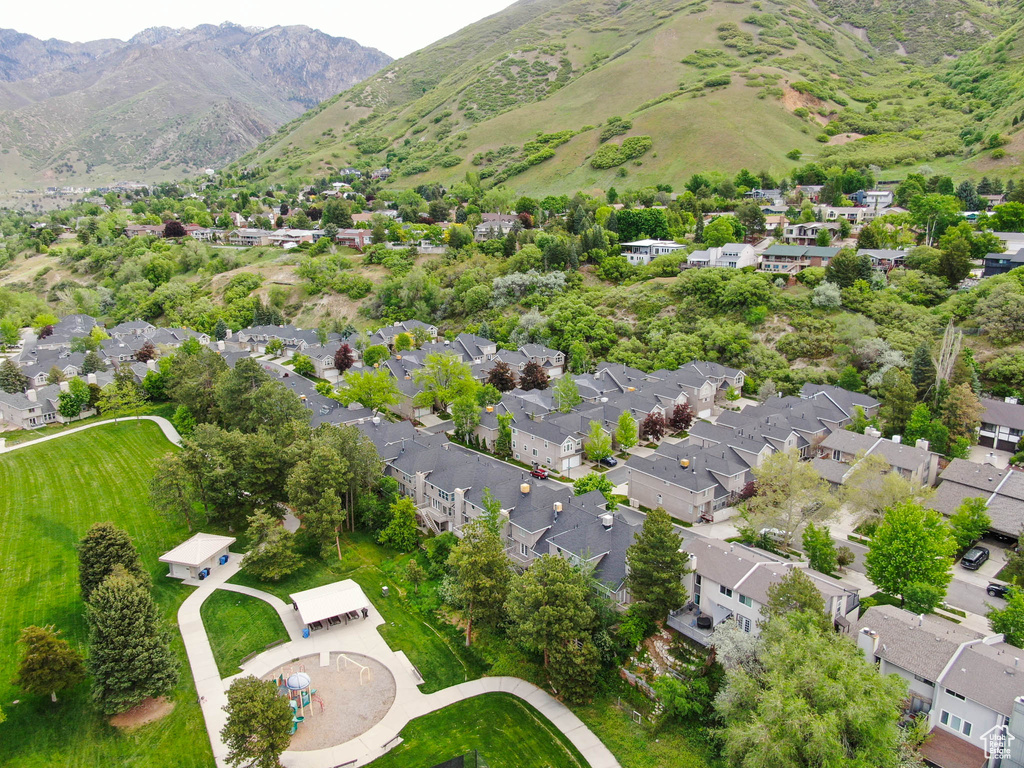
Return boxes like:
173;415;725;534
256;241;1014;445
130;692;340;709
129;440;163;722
704;74;732;88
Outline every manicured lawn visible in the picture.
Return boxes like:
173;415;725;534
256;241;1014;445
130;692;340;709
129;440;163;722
0;403;176;446
230;532;485;692
200;591;289;677
0;421;212;768
367;693;588;768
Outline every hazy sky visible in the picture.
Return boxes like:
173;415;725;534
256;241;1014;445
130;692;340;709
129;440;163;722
5;0;516;58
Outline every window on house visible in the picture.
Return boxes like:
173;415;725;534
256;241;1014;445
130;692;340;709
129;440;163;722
532;449;538;456
945;689;966;701
736;615;751;633
694;575;702;585
515;453;520;460
913;675;934;687
739;594;753;607
719;585;733;598
520;542;528;556
940;711;972;736
512;441;516;449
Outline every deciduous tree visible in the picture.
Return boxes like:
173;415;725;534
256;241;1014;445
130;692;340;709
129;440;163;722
334;343;355;374
413;352;477;412
865;501;956;608
486;361;517;392
669;402;695;432
519;361;550;391
450;395;481;442
552;375;582;413
801;522;837;574
941;382;983;442
615;410;638;449
584;420;612;462
221;676;293;768
378;497;419;552
337;368;401;416
241;511;302;582
746;450;836;546
948;497;990;551
763;569;827;625
639;412;666;442
989;590;1024;648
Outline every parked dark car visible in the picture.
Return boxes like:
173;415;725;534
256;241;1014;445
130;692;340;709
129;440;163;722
530;467;549;480
988;582;1014;598
961;546;990;570
599;456;618;467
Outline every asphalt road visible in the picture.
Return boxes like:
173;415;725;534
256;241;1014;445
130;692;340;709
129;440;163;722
833;537;1006;616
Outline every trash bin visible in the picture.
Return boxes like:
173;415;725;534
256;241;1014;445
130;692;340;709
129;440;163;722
302;627;310;639
219;554;229;565
381;585;389;598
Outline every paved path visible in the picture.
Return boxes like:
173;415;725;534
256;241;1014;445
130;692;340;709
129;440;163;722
178;562;620;768
0;415;181;454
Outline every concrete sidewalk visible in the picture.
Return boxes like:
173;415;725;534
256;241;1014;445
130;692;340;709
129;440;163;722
0;415;181;454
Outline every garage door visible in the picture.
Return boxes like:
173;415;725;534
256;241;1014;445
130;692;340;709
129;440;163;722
567;454;581;469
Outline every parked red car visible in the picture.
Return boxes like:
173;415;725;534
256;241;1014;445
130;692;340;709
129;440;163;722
530;467;549;480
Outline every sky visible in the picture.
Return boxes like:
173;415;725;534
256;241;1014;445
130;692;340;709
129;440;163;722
4;0;516;59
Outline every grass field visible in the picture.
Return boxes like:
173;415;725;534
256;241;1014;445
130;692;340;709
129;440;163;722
230;532;485;693
367;693;589;768
200;591;289;677
0;421;212;768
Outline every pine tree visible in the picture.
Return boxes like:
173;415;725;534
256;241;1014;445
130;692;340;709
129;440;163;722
910;344;936;398
213;319;229;341
241;511;302;582
13;625;86;702
447;504;511;645
879;369;917;437
625;508;690;622
506;555;595;667
0;358;29;393
77;522;149;603
87;566;178;714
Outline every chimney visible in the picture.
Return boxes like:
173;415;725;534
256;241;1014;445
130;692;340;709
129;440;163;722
26;389;37;402
864;426;881;438
59;380;70;393
915;439;929;452
87;373;97;385
891;435;901;444
857;628;880;657
601;514;613;529
216;340;225;351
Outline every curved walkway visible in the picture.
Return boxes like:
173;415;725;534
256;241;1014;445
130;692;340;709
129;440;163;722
0;415;182;454
177;561;620;768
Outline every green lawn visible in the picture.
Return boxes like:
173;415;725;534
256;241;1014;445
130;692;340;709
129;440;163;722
200;591;289;677
230;532;485;692
367;693;588;768
0;421;212;768
0;403;176;446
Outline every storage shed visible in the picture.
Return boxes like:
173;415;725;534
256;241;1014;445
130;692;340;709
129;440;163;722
159;533;236;580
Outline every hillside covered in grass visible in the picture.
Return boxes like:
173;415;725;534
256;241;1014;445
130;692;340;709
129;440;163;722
232;0;1020;195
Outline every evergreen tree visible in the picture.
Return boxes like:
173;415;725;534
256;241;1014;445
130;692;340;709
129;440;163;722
241;511;302;582
878;368;917;437
903;403;934;446
86;566;178;714
494;413;513;459
625;508;689;622
221;676;293;768
506;554;595;667
13;625;86;702
213;319;229;341
763;569;827;625
82;350;107;374
910;343;936;398
447;493;511;645
0;358;29;393
547;638;601;705
941;382;983;442
77;522;149;602
824;249;871;288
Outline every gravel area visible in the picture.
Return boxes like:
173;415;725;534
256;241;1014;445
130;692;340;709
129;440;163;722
263;653;396;751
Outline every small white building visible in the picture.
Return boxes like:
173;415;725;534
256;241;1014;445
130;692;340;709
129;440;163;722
159;533;236;580
621;239;686;265
685;242;758;269
290;579;372;629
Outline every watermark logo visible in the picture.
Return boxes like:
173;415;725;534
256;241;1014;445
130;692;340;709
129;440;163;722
981;724;1015;760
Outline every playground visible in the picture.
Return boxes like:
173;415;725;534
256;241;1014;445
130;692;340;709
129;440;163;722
264;653;396;751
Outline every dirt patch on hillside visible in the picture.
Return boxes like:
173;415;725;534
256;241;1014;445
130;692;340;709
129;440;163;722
829;132;864;145
781;85;824;113
109;696;174;730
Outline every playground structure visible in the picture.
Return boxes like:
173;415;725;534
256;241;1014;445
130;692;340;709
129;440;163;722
336;652;373;686
276;665;326;732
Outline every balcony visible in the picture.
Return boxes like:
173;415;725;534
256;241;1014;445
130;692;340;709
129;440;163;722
667;605;718;645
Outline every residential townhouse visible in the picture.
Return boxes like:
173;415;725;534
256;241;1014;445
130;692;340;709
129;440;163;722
519;344;565;377
848;189;895;208
625;442;752;523
235;325;325;354
855;604;1024;768
0;379;103;429
669;538;860;644
268;229;323;248
814;428;941;487
510;416;585;473
34;314;99;351
109;320;156;340
979;396;1024;452
373;320;439;347
380;357;432;421
18;350;87;386
474;214;519;241
983;248;1024;278
928;459;1024;538
335;229;374;250
620;239;686;266
684;242;759;270
384;438;637;601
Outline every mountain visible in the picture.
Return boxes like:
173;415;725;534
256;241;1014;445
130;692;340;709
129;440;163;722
0;23;391;189
233;0;1018;195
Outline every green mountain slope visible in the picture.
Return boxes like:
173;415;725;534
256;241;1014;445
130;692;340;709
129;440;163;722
233;0;1015;195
